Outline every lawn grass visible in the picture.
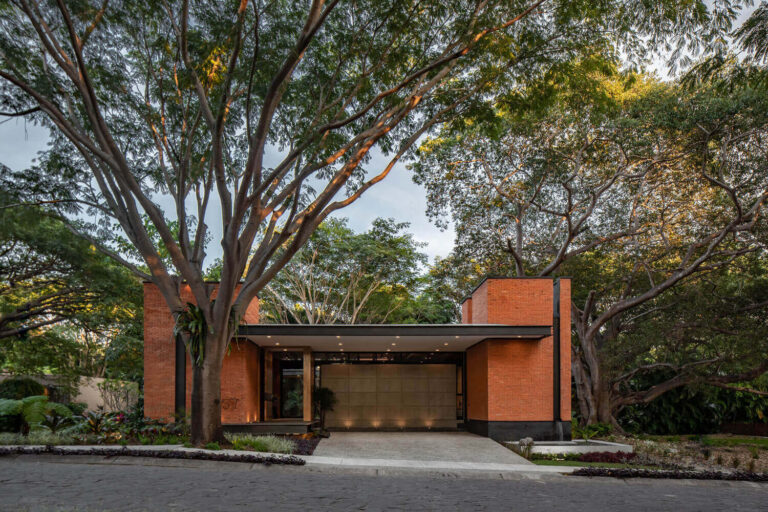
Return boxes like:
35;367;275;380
532;460;659;469
700;436;768;449
223;433;295;454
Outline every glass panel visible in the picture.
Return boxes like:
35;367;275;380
280;368;303;418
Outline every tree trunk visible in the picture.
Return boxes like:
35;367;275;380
190;331;226;446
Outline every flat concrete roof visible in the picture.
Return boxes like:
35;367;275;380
237;324;551;352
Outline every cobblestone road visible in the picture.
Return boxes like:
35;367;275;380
0;457;766;511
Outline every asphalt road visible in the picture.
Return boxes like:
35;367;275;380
0;456;766;511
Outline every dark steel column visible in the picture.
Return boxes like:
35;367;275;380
174;335;186;416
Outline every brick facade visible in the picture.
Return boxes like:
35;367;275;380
463;278;571;426
143;283;260;423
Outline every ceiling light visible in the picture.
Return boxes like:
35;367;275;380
336;335;340;339
275;342;280;346
436;349;440;352
455;335;460;339
444;342;449;346
386;349;391;352
396;335;400;339
283;349;287;352
391;342;396;346
267;335;271;338
338;342;343;346
340;348;344;352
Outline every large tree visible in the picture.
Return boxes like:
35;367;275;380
250;217;426;324
0;0;739;443
414;73;768;427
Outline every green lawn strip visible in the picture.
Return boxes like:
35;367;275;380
700;436;768;449
532;460;659;469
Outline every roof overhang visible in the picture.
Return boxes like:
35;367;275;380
237;324;551;352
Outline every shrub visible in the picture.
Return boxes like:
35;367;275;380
0;377;46;399
0;378;47;432
97;379;139;411
204;442;221;451
572;422;612;442
578;451;637;463
0;396;72;434
65;402;88;416
225;434;295;454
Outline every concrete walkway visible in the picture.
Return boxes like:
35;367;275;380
313;431;530;464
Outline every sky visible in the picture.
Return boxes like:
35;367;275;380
0;118;455;263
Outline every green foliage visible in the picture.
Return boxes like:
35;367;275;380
173;303;209;368
619;375;768;435
260;218;427;325
225;434;295;454
0;377;45;399
312;386;338;431
0;431;76;446
40;411;75;434
572;421;613;441
0;396;72;434
204;442;221;451
0;197;143;381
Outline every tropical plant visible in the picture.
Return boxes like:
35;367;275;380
40;411;75;434
0;396;72;435
312;387;337;433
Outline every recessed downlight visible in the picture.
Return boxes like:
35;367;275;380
275;342;280;346
338;342;343;346
444;342;449;346
391;342;396;346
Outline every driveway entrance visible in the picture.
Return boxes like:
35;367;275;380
312;432;531;464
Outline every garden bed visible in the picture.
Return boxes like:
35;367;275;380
0;445;305;466
572;467;768;482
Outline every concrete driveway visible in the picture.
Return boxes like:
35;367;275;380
313;431;530;464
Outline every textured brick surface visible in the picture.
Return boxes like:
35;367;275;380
463;278;571;423
143;283;260;422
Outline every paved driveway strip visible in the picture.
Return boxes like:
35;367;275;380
312;431;530;464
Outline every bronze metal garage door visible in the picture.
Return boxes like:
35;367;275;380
322;364;456;429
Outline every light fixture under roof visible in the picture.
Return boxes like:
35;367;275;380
275;342;280;346
267;335;271;338
395;335;400;339
391;342;396;346
340;348;344;352
444;342;449;346
455;335;460;339
436;349;440;352
282;348;287;352
338;342;343;346
336;335;340;339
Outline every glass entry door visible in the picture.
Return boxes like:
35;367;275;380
267;350;303;419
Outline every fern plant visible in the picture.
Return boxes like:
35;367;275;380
0;396;72;435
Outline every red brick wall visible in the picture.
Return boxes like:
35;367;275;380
143;283;260;423
466;341;488;420
463;278;571;423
